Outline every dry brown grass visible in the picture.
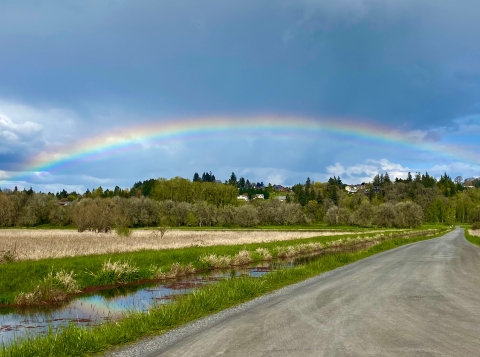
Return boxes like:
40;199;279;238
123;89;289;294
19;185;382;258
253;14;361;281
469;229;480;237
0;228;379;261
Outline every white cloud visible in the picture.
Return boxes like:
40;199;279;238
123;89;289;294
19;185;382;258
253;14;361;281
0;113;43;152
327;158;411;183
0;99;81;156
0;181;86;194
231;166;326;186
0;172;114;193
0;170;11;179
428;162;480;179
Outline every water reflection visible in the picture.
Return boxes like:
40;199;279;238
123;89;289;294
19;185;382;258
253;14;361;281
0;255;319;346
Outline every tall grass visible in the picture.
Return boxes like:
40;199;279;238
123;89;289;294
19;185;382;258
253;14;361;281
0;231;446;357
88;259;140;285
14;270;79;306
0;229;385;261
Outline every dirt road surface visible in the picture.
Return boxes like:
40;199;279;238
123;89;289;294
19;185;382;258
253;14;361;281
106;227;480;357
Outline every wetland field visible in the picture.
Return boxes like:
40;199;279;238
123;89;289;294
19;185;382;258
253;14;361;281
0;226;451;357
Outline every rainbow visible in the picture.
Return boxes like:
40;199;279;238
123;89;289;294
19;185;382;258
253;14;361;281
6;115;477;181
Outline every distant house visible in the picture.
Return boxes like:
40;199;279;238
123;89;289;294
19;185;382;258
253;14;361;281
275;195;287;202
57;201;73;206
273;185;286;191
237;194;249;201
345;184;365;194
345;185;358;194
253;194;264;200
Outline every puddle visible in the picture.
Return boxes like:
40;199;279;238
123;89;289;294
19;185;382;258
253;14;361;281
0;257;309;346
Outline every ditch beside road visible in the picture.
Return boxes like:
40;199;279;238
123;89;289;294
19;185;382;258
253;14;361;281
106;227;480;357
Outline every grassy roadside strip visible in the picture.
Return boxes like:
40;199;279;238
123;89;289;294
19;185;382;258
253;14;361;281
0;228;443;305
1;229;450;357
464;227;480;246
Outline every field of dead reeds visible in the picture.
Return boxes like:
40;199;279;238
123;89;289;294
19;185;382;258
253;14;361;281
0;229;383;261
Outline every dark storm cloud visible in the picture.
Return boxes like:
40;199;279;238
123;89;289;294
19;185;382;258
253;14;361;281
1;0;480;190
1;0;479;129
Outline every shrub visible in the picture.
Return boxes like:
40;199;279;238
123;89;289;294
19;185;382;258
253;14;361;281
116;225;133;237
472;222;480;230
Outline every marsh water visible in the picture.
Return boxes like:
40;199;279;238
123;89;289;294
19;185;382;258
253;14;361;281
0;257;315;346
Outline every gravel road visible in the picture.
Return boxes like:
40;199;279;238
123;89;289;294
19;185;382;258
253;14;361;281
105;227;480;357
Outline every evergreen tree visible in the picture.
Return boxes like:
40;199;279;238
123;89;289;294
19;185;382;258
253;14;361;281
384;172;391;184
229;172;237;186
337;176;343;186
414;172;421;183
193;172;201;182
238;177;246;189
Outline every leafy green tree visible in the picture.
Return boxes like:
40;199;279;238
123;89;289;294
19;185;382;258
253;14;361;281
395;201;423;228
352;202;375;227
304;200;324;222
373;203;397;228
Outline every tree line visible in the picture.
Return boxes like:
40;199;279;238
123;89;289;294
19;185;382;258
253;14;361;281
1;172;479;229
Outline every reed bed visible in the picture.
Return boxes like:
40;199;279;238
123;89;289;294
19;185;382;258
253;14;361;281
0;229;372;261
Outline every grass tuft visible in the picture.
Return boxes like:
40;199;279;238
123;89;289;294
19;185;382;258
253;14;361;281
200;254;232;268
232;250;252;265
90;259;140;285
255;248;272;260
14;269;79;306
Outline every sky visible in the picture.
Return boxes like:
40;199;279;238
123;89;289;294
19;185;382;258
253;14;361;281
1;0;480;193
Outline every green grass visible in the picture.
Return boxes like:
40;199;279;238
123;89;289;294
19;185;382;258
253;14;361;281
0;228;448;305
0;229;448;357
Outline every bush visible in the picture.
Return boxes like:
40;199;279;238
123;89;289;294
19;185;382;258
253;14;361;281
116;225;133;237
472;222;480;230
